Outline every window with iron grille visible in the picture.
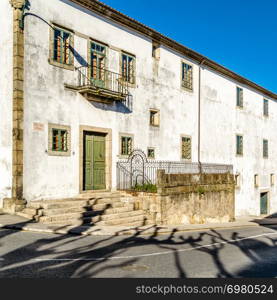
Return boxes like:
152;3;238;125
52;129;68;152
121;136;133;156
236;87;243;107
90;41;106;82
147;148;155;159
122;53;135;84
181;136;192;160
263;99;269;116
263;139;268;158
52;27;73;66
181;62;193;90
236;135;243;155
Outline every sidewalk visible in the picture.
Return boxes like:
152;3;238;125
0;212;277;236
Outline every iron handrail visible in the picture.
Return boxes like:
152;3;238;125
76;65;129;96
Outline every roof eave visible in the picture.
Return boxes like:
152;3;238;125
70;0;277;100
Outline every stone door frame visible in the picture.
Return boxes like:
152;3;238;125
79;125;112;193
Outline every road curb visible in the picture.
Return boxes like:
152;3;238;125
0;221;265;237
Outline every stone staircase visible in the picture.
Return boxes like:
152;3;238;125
17;191;152;227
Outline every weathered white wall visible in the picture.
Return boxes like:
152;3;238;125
14;0;277;217
0;0;13;207
201;68;277;216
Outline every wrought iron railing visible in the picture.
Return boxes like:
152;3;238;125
76;65;129;98
116;150;233;191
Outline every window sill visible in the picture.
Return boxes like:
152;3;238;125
181;85;193;93
118;155;131;159
48;59;75;71
47;150;71;157
181;158;192;162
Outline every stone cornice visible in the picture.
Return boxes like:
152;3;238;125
71;0;277;100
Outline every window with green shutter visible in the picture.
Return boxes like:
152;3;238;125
52;129;68;152
236;87;243;108
236;135;243;155
121;136;133;156
181;62;193;90
90;41;106;84
122;53;135;84
263;139;268;158
263;99;269;116
147;148;155;159
53;27;73;66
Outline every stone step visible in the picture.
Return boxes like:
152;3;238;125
97;214;147;226
28;197;129;210
16;212;35;220
42;203;134;216
48;213;148;227
22;207;38;216
78;191;126;199
37;209;144;224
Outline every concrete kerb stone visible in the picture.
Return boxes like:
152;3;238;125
0;214;272;237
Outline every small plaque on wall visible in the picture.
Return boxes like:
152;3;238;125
33;122;44;131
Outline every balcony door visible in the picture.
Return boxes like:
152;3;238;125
90;41;106;89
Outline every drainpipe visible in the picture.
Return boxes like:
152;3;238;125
198;59;205;174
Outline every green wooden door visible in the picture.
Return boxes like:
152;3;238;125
93;135;106;190
84;134;106;191
260;192;268;215
84;134;94;190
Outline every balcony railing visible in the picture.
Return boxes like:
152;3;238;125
75;65;129;102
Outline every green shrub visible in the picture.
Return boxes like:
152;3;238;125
134;183;157;193
197;186;205;195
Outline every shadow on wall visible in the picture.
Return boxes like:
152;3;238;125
69;46;133;113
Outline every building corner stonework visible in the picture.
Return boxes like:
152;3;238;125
3;0;26;213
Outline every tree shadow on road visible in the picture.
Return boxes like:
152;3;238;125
0;220;277;278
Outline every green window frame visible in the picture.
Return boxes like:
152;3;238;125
52;129;68;152
181;62;193;90
121;136;133;156
90;41;106;80
147;148;155;159
236;135;243;155
263;139;268;158
122;53;135;84
263;99;269;116
53;27;73;66
181;136;192;160
236;87;243;108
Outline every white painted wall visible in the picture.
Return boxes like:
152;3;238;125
0;0;13;207
201;68;277;216
5;0;277;217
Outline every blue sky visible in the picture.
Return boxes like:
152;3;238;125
102;0;277;94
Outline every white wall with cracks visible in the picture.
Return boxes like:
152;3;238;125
0;0;13;207
1;0;277;217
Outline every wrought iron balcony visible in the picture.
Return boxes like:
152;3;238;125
69;65;129;103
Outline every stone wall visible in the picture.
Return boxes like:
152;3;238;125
135;170;235;225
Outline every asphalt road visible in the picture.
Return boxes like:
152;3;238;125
0;225;277;278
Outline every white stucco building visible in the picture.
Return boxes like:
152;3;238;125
1;0;277;217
